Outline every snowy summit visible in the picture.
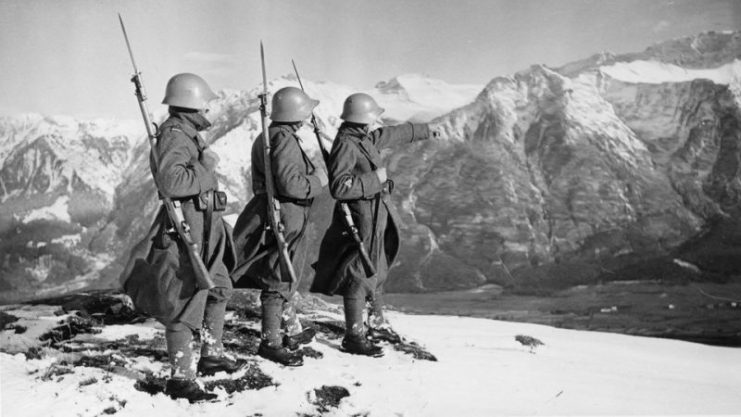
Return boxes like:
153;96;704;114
374;74;483;122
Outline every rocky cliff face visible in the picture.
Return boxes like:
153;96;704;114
385;67;703;290
2;31;740;300
381;31;741;291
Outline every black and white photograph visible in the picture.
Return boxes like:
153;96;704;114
1;0;740;415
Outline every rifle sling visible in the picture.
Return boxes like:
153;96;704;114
202;192;213;265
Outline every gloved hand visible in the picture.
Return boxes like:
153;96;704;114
428;123;443;139
375;167;387;183
200;148;220;171
315;169;328;187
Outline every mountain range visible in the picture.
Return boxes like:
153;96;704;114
1;30;740;302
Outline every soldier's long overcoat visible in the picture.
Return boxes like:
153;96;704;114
230;123;324;299
311;122;430;297
120;111;235;329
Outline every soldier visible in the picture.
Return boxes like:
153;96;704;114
121;73;241;402
311;93;438;357
231;86;328;367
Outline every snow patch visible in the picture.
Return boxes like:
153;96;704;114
673;258;701;273
601;59;741;85
23;196;71;223
0;305;68;353
78;320;162;342
50;233;82;248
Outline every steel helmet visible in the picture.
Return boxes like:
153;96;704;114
270;86;319;122
340;93;384;125
161;73;218;110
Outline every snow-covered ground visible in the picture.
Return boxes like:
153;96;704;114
2;306;740;416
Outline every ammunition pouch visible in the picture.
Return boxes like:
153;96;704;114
195;190;227;212
214;191;227;211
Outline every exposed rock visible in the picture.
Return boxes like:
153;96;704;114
310;385;350;413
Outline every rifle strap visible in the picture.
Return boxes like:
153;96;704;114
202;191;213;265
369;191;381;265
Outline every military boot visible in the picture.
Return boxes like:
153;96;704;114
366;293;402;343
197;355;245;376
164;378;217;403
341;334;384;358
283;327;316;351
367;325;402;344
257;341;304;366
341;296;383;357
259;291;304;366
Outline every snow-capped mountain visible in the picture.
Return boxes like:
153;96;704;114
374;73;483;123
557;30;741;76
0;114;141;202
2;31;741;300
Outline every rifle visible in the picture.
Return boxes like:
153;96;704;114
118;14;215;290
259;43;299;286
291;60;377;277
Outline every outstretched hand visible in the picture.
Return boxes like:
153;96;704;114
428;122;444;139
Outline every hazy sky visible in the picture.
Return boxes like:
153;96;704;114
0;0;739;120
